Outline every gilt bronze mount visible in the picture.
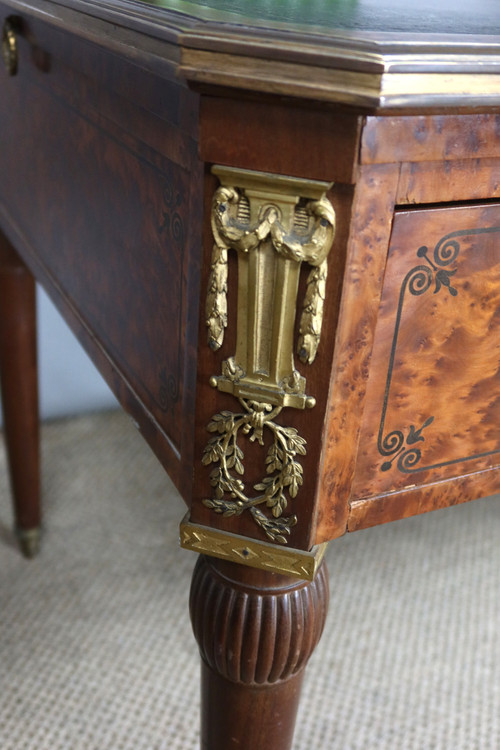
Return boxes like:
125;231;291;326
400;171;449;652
206;166;335;409
180;513;328;580
201;167;336;546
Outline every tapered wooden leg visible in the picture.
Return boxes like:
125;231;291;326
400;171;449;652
0;231;40;558
190;555;329;750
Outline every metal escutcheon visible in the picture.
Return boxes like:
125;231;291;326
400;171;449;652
2;18;18;76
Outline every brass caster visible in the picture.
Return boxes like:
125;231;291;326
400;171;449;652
16;527;41;558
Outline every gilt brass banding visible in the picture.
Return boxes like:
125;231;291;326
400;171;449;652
180;513;328;580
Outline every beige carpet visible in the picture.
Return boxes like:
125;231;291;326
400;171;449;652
1;410;500;749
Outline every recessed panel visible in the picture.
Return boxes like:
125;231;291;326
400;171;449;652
352;203;500;500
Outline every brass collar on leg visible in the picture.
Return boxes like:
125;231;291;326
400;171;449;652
180;513;327;581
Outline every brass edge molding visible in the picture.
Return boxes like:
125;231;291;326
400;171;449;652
202;166;335;545
180;513;328;581
180;49;383;107
180;49;500;109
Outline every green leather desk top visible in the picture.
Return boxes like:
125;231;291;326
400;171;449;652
139;0;500;37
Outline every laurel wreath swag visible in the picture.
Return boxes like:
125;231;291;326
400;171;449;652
202;400;306;544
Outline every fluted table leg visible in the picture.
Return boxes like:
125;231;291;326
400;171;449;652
0;231;40;558
190;555;329;750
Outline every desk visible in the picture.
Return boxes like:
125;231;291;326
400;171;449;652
1;1;500;747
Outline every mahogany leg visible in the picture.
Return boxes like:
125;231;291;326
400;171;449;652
0;230;40;558
190;555;329;750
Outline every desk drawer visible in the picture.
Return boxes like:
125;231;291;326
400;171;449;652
350;201;500;526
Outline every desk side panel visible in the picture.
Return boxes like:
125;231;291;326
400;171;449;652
0;11;202;498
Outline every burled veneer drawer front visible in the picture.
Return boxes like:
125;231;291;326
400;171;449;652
0;9;202;493
350;202;500;526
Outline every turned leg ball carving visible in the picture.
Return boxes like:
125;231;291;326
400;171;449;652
189;555;330;686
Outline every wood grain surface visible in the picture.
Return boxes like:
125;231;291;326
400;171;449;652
313;164;400;544
4;0;500;551
190;555;329;750
362;115;500;165
396;159;500;206
0;231;40;541
200;96;361;184
0;11;202;500
350;203;500;521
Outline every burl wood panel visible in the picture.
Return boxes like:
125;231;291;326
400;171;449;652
0;14;202;498
313;164;400;545
350;203;500;514
396;159;500;206
361;114;500;165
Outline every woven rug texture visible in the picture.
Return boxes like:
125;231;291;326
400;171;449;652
1;410;500;749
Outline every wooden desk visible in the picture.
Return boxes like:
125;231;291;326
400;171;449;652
1;1;500;747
